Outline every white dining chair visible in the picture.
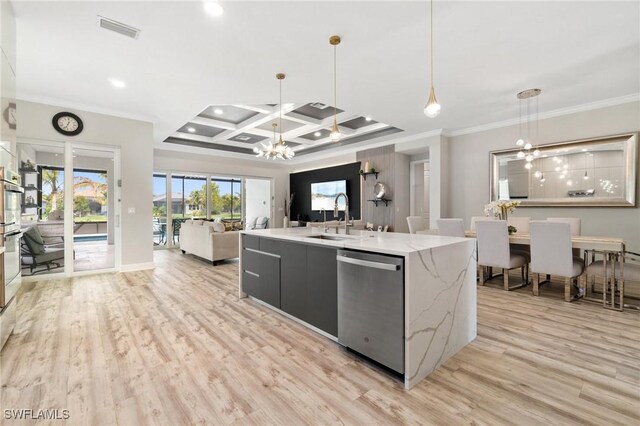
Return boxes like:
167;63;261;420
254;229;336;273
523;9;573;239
476;220;528;291
507;216;531;234
529;221;585;302
407;216;428;234
470;216;496;231
437;218;465;238
547;217;581;236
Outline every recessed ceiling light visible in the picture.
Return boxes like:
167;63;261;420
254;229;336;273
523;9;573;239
365;116;372;121
203;2;224;17
108;78;126;88
314;132;322;137
214;108;224;115
187;127;196;133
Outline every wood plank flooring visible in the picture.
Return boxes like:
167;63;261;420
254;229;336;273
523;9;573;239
1;249;639;425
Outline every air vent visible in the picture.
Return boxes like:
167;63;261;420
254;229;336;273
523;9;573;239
97;16;140;39
309;102;329;109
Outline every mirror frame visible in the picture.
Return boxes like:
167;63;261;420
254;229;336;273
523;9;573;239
489;133;637;207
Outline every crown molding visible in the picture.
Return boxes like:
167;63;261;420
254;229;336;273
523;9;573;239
18;93;156;124
448;93;640;137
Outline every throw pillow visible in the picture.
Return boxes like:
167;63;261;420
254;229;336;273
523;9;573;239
212;222;225;233
255;217;269;229
223;222;233;232
245;217;258;230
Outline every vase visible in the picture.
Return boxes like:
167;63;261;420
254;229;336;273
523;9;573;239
364;161;370;173
283;216;289;228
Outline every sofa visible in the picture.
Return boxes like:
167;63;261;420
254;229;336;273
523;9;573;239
179;220;239;265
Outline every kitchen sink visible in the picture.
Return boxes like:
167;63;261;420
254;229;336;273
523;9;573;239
305;234;347;241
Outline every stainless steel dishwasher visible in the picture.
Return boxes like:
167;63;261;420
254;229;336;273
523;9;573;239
337;250;404;374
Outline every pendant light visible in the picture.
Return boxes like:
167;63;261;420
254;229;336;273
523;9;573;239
424;0;441;118
329;35;342;142
253;73;295;160
515;88;541;170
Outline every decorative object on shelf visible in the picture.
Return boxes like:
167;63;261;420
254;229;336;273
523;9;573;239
20;160;36;172
373;182;386;199
253;73;295;160
514;88;542;171
3;102;16;130
52;111;83;136
364;161;371;173
283;192;295;228
329;35;342;142
366;222;374;231
423;0;441;118
358;167;378;180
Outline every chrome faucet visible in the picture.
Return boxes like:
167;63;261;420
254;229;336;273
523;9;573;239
320;208;328;233
334;192;350;235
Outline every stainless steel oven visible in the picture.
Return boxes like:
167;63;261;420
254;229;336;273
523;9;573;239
0;163;23;350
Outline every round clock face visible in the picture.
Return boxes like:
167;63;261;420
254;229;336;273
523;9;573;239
52;112;83;136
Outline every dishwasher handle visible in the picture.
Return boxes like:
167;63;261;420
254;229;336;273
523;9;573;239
336;254;400;271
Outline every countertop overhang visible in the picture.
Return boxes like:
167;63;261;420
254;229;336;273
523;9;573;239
240;228;473;257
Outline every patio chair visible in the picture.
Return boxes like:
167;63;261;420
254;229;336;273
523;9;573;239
21;225;65;274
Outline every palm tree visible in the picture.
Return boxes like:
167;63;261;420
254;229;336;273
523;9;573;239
41;169;63;217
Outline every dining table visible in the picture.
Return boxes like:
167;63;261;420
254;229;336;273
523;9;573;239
465;230;627;310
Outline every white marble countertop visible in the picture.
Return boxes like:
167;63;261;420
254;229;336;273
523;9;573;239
241;227;472;256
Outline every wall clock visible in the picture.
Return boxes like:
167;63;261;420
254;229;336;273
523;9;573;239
52;111;83;136
3;102;16;130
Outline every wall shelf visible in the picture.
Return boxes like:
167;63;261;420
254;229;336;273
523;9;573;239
359;171;379;181
367;198;392;207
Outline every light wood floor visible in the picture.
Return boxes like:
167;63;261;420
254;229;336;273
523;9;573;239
1;250;639;425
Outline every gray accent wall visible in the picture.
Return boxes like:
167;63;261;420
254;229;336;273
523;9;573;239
356;145;410;232
447;101;640;252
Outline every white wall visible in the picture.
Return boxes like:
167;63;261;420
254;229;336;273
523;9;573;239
154;149;289;227
17;100;154;269
448;101;640;251
245;179;272;221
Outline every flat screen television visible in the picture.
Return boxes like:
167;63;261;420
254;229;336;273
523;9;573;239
311;180;347;211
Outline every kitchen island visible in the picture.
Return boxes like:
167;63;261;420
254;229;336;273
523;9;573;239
239;228;476;389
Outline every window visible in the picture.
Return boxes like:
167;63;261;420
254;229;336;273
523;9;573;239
211;176;242;220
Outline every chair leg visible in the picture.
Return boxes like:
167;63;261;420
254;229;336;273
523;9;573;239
503;268;509;290
478;265;485;286
564;277;572;302
533;273;539;296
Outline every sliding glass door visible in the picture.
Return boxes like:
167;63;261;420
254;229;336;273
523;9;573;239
152;171;271;248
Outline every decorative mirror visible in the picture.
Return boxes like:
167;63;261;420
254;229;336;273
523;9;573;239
490;133;637;206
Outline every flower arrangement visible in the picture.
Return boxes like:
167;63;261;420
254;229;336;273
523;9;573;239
483;200;521;220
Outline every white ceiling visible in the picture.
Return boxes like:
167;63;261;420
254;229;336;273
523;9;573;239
14;1;640;161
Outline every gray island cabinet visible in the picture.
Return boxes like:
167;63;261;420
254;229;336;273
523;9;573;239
241;234;338;336
239;228;477;389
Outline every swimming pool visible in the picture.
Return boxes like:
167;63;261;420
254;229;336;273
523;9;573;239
73;234;107;243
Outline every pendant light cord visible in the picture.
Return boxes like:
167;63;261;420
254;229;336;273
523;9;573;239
430;0;434;88
279;78;283;143
334;44;337;123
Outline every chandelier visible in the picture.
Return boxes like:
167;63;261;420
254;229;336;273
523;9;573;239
423;0;441;118
253;73;295;160
515;88;541;170
329;35;342;142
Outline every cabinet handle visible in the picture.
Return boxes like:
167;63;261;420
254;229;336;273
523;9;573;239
244;270;260;278
244;247;281;259
336;255;400;271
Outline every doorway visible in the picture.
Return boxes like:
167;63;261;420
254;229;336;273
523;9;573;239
410;160;430;227
17;139;120;277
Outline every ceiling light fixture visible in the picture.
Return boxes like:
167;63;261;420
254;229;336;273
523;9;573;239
203;1;224;17
329;35;342;142
314;131;322;137
187;127;196;133
253;73;295;160
423;0;441;118
515;88;542;170
213;108;223;115
365;116;372;122
108;78;126;88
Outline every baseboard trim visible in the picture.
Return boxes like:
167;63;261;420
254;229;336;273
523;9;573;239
120;262;155;272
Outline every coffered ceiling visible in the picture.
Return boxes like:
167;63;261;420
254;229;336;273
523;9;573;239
13;1;640;162
166;102;401;157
